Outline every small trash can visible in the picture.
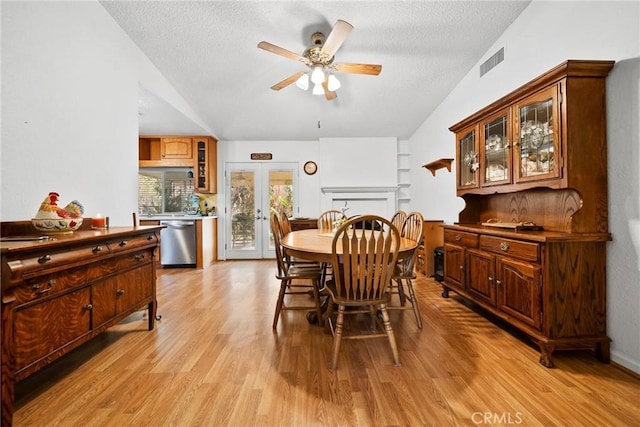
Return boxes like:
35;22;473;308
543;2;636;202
434;246;444;282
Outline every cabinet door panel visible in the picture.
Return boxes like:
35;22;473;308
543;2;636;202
115;265;154;313
456;125;480;191
496;257;541;330
14;288;91;371
161;138;193;159
514;85;561;184
444;243;465;291
92;277;118;328
467;249;496;307
480;108;512;187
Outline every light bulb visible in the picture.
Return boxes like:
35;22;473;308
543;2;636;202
312;83;324;95
310;66;325;84
327;74;340;91
295;73;309;90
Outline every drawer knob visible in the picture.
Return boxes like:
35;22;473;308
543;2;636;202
499;242;510;251
92;246;102;254
455;235;462;241
135;254;145;261
116;289;125;296
38;254;52;264
147;235;153;240
119;240;128;247
83;304;93;311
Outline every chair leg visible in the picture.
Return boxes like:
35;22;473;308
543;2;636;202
312;278;324;328
405;279;423;329
379;304;400;366
272;278;288;330
330;305;346;371
397;279;407;306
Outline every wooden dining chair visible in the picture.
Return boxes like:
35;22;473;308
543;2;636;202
387;211;424;328
317;209;345;231
279;211;292;235
270;213;324;330
324;215;401;370
391;210;407;233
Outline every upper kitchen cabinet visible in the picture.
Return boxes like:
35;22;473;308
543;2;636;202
194;136;217;194
139;136;193;167
139;135;217;194
450;60;614;197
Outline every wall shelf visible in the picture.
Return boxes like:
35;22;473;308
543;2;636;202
423;158;453;176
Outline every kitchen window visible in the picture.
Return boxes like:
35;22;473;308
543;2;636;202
138;168;195;214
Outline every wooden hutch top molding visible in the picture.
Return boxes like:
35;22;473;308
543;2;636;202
449;60;615;133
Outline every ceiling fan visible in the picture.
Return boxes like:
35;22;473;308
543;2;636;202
257;19;382;101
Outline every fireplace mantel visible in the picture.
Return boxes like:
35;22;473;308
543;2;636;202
321;186;399;193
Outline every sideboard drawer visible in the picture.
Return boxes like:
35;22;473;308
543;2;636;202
108;232;157;254
444;229;478;248
480;235;540;262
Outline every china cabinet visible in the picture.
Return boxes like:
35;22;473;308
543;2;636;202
443;60;614;368
1;222;162;426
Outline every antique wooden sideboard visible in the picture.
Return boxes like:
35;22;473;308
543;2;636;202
443;60;614;367
1;221;162;426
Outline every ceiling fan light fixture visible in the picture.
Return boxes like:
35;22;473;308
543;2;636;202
312;83;324;95
327;74;341;91
295;72;309;90
310;66;325;84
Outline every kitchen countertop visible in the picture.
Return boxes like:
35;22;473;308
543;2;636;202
139;215;218;220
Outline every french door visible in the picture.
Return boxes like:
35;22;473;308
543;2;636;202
225;162;297;259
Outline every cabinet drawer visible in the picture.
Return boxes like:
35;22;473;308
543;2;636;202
15;263;104;305
108;232;157;254
17;243;108;276
444;229;478;248
114;250;153;270
480;236;540;262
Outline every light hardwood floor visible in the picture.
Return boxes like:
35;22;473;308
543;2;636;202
14;260;640;426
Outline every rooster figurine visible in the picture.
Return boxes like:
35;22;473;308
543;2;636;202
35;192;84;219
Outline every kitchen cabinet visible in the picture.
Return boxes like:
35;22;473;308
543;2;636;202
415;220;443;276
194;136;217;193
139;135;218;194
1;223;161;426
161;137;193;160
443;60;614;368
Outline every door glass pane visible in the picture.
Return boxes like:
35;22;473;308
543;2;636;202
459;130;477;187
484;116;509;183
268;170;293;250
519;99;554;177
230;171;256;249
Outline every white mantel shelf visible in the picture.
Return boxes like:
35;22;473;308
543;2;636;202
321;186;400;193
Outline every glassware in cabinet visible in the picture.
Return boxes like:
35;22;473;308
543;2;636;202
456;124;480;191
514;85;561;183
480;108;512;187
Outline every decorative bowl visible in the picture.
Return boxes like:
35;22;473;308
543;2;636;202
32;217;83;233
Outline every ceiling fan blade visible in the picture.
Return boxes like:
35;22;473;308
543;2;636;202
332;63;382;76
258;41;305;62
320;20;353;58
270;71;306;91
322;80;337;101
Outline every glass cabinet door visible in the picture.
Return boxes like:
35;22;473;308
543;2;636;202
456;125;479;190
480;109;511;187
514;85;560;183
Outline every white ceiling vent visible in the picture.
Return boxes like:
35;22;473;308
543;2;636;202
480;47;504;77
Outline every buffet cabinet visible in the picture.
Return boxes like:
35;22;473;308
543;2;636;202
444;60;614;367
1;223;162;426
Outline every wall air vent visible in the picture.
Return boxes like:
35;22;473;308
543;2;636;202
480;47;504;77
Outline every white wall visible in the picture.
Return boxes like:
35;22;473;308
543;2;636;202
1;1;211;225
408;0;640;373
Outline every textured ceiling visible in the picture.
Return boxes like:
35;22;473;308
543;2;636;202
101;1;531;141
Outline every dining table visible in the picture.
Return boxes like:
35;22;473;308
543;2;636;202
281;228;419;325
281;228;418;263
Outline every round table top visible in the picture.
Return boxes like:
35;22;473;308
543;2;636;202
281;228;418;263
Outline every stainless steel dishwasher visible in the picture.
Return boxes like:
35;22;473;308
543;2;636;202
160;220;197;266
